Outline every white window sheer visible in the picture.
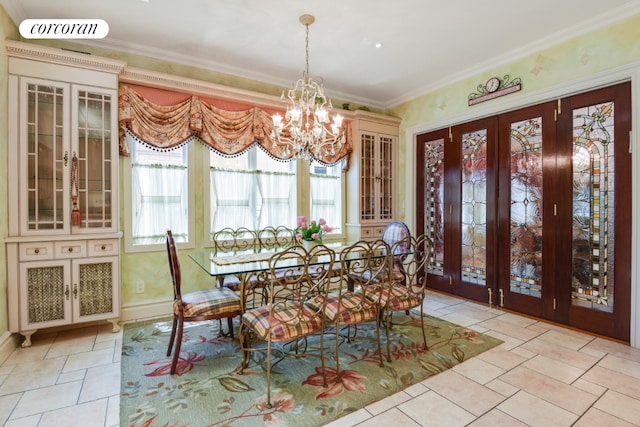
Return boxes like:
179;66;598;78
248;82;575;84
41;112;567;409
131;140;189;245
310;160;343;233
209;147;296;234
211;168;255;230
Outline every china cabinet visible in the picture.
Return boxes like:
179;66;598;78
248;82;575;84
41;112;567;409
346;110;401;241
5;41;126;346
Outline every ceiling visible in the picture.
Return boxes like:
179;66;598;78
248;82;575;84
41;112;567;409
2;0;639;109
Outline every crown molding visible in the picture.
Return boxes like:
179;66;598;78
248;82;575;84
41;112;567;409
5;40;126;74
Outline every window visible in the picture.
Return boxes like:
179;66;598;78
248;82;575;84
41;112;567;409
205;147;345;243
208;147;296;236
310;160;343;234
124;133;194;250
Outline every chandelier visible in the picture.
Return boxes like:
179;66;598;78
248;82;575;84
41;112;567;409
271;14;345;161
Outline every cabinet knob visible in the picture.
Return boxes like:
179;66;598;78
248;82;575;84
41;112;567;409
34;248;40;254
101;245;106;250
68;247;74;252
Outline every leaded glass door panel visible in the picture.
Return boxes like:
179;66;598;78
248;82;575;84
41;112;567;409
452;119;498;301
557;83;631;340
417;129;449;291
417;118;498;301
498;102;557;319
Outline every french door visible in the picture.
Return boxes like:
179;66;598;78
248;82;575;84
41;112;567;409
417;82;631;341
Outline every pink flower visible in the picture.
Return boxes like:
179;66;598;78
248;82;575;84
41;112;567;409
297;216;307;228
318;218;327;226
311;233;319;240
295;233;302;241
321;225;332;233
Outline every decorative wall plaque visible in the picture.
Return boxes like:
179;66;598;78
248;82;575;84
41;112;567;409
468;75;522;106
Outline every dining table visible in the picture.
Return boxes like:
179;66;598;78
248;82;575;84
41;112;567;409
189;241;379;311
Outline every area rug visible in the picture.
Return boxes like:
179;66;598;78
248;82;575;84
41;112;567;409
120;312;502;427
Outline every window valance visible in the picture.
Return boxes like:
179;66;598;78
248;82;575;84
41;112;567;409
118;84;352;166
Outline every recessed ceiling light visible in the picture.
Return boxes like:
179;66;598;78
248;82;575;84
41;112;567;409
375;42;383;48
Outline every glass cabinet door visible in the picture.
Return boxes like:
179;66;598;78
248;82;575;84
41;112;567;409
378;135;394;221
73;87;115;230
25;81;70;232
360;133;375;221
359;132;395;223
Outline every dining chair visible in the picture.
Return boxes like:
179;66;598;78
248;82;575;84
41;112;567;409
381;221;412;314
257;225;297;249
239;244;335;409
211;226;267;306
314;239;392;377
382;221;411;275
166;230;242;375
380;233;431;362
212;226;258;252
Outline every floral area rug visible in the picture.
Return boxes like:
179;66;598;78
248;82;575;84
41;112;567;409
120;312;502;427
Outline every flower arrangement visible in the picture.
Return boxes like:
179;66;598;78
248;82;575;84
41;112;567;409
295;216;331;242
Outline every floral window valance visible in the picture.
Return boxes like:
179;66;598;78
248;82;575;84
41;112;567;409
118;84;352;166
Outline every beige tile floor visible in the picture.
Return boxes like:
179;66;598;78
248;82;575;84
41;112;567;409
1;290;639;426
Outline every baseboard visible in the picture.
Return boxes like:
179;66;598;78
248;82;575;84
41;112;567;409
120;298;173;325
0;331;20;365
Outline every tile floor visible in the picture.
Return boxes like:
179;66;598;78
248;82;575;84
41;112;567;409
0;290;639;426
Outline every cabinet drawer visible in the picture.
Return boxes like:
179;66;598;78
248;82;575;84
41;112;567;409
54;241;87;258
361;227;374;238
19;242;54;261
87;239;119;257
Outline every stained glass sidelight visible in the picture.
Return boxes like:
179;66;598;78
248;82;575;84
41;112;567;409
509;118;543;297
424;138;445;275
571;102;615;313
461;130;487;285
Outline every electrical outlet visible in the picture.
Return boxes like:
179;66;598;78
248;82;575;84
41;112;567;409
135;280;145;294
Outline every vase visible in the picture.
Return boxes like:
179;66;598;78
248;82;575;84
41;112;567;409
302;240;319;251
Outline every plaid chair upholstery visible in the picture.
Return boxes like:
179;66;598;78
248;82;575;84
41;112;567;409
368;283;422;312
320;291;379;325
166;230;242;376
382;221;411;255
241;300;325;341
175;287;241;318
